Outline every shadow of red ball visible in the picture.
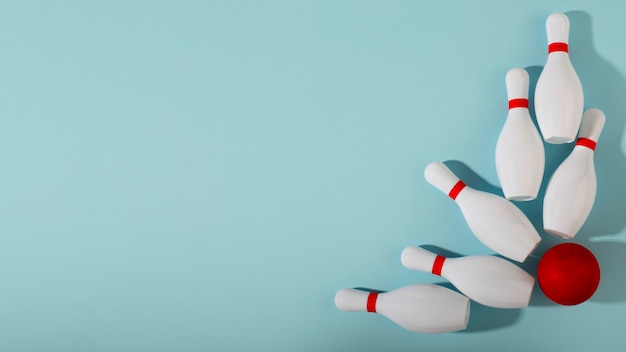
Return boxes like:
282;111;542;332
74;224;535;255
537;243;600;306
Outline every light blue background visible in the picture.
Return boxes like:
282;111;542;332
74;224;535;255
1;1;625;351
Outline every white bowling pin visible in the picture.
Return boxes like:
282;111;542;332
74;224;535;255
424;162;541;262
543;108;605;239
534;13;584;144
496;68;545;201
401;246;535;308
335;284;469;334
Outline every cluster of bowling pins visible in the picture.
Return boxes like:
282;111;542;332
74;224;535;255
335;12;604;334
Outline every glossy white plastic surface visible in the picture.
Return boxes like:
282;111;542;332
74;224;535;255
401;246;535;308
534;13;584;144
495;68;545;201
543;108;605;239
425;162;541;262
334;284;470;334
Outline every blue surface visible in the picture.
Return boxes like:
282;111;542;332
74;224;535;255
1;1;625;351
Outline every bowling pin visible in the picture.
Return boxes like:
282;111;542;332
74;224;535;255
496;68;545;201
401;246;535;308
534;13;584;144
543;108;605;239
334;284;469;334
424;162;541;262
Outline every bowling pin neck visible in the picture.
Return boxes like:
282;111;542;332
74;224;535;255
508;98;529;110
577;108;606;144
335;288;379;313
425;162;467;200
575;138;597;151
401;246;446;276
546;13;570;45
506;68;529;101
548;42;569;54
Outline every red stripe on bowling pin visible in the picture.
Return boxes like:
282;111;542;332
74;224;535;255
448;181;466;200
432;255;446;276
508;98;529;109
548;42;568;53
576;138;597;151
366;292;378;313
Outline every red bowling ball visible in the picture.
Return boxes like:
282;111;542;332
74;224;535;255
537;243;600;305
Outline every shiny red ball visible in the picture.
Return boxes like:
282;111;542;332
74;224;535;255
537;243;600;306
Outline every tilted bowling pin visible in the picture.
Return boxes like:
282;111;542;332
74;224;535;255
424;162;541;262
401;246;535;308
496;68;545;201
334;284;469;334
543;108;605;239
534;13;584;144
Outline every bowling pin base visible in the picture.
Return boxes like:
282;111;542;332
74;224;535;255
544;228;575;240
507;195;536;202
544;135;575;144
